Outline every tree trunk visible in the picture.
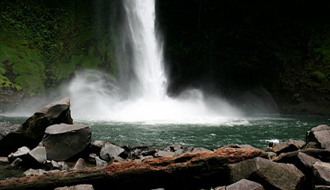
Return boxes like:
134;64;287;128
0;148;265;190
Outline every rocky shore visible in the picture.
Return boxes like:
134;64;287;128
0;98;330;190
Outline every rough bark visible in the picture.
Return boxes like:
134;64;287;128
0;148;264;190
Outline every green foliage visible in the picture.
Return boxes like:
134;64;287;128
311;71;327;82
0;43;45;94
0;0;116;96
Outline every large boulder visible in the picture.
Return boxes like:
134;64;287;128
19;98;73;141
274;152;321;189
306;125;330;149
272;139;305;155
0;98;73;156
42;123;91;161
313;162;330;185
229;157;305;190
0;122;25;156
100;142;125;162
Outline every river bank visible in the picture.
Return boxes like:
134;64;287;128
0;98;330;189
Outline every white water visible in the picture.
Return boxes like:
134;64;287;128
63;0;242;123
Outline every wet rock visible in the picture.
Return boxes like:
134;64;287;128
8;146;30;161
23;168;48;176
164;144;184;155
141;149;157;157
154;150;175;157
73;158;85;170
275;152;320;189
313;161;330;185
274;148;330;163
42;123;91;161
54;184;94;190
229;157;304;190
100;142;125;162
226;179;264;190
272;139;305;155
0;157;9;163
95;156;108;168
225;144;255;149
0;122;24;156
90;140;104;154
192;147;213;153
305;141;320;149
28;146;47;164
0;98;73;156
315;185;330;190
45;160;69;171
297;152;321;169
267;152;277;160
8;146;46;167
306;125;330;149
10;157;23;167
212;187;226;190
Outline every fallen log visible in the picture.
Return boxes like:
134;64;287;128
0;148;265;190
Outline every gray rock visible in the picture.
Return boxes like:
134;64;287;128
9;146;30;158
297;152;321;169
10;157;23;167
42;123;91;161
0;156;9;163
272;139;305;155
306;125;330;149
154;150;176;158
95;156;108;168
226;179;264;190
267;152;277;160
225;144;255;149
54;184;94;190
229;157;304;190
23;168;48;176
275;152;320;189
100;142;125;162
313;161;330;185
8;146;46;167
74;158;85;170
0;122;21;153
29;146;47;164
192;147;213;153
0;98;73;156
90;140;104;154
213;187;226;190
315;185;330;190
45;160;69;171
164;144;184;155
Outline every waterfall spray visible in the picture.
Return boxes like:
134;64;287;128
65;0;242;123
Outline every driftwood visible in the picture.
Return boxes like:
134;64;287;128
0;148;264;190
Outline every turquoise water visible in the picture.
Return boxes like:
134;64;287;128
1;115;329;150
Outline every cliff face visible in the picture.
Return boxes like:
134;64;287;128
1;0;330;115
157;0;330;115
0;0;116;110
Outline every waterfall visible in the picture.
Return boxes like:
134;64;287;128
64;0;242;123
121;0;167;100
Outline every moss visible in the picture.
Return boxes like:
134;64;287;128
311;71;327;83
0;43;45;94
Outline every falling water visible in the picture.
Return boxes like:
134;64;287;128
123;0;167;100
65;0;242;123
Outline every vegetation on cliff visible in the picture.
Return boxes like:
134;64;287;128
0;0;115;103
